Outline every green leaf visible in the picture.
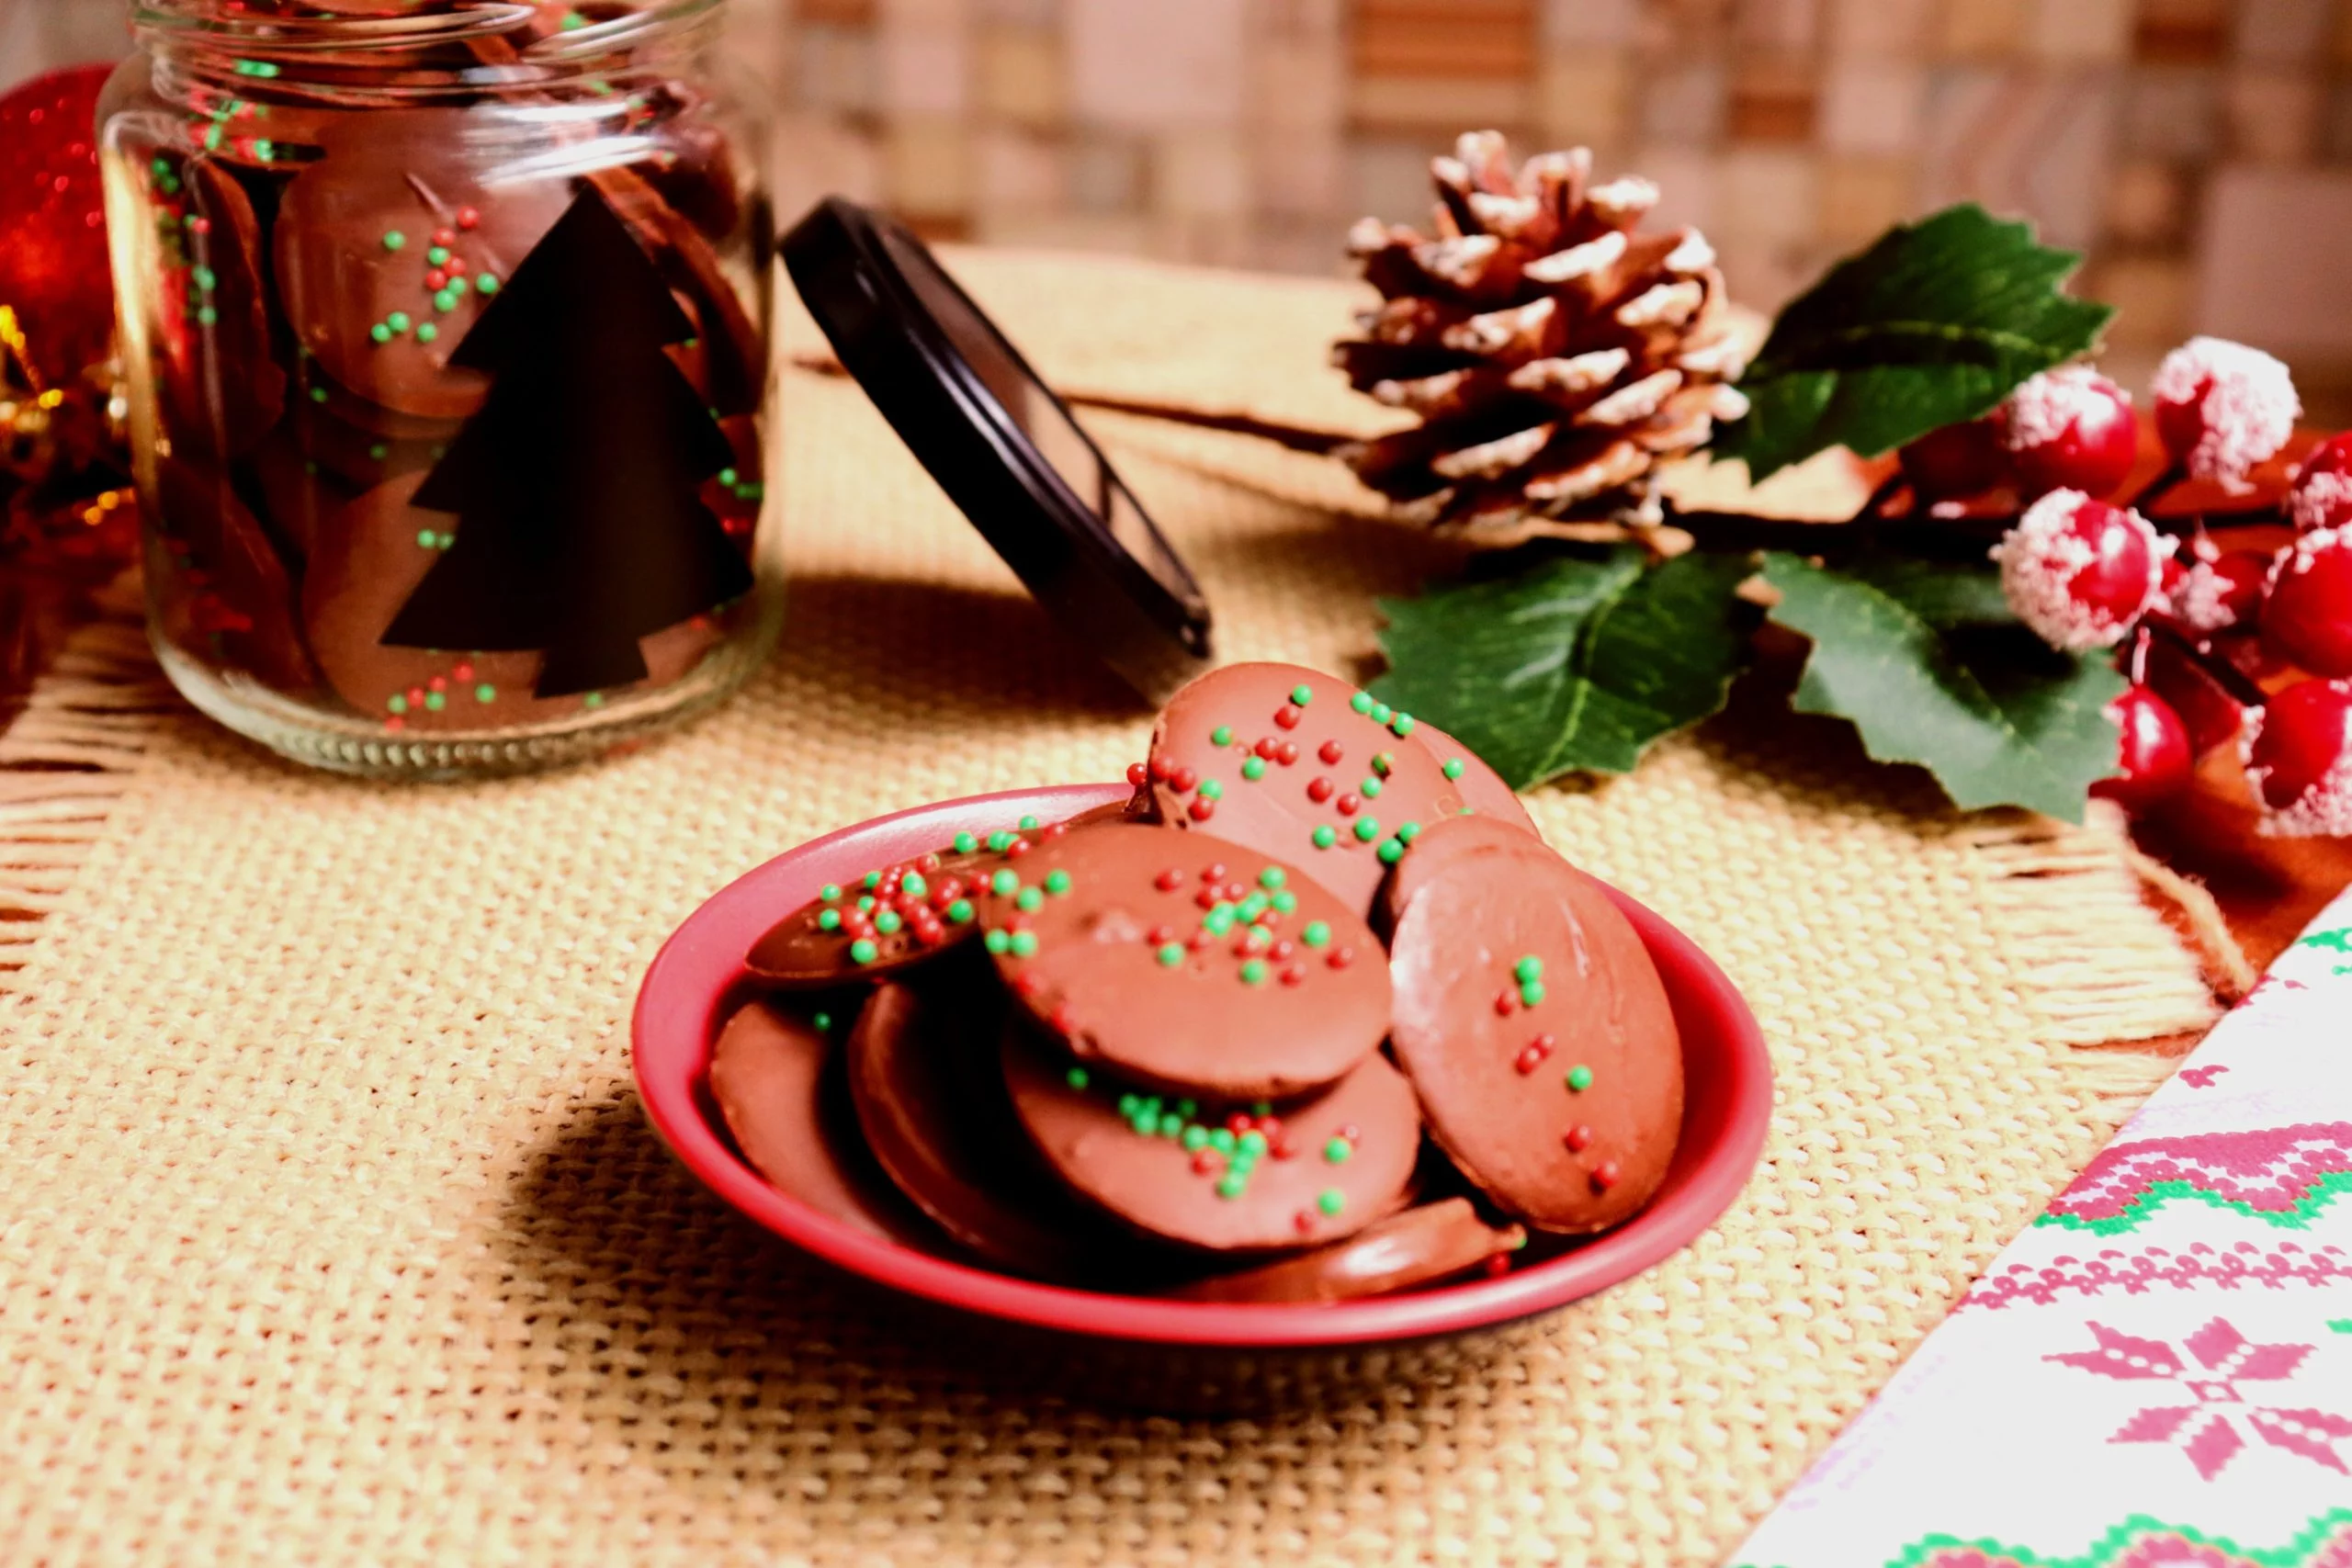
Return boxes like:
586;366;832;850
1371;547;1756;789
1714;203;2113;480
1758;551;2125;822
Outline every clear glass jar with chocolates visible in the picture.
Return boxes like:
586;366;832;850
99;0;778;777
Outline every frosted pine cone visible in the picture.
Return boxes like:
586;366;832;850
1333;132;1751;538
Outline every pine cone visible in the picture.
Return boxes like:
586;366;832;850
1334;132;1751;539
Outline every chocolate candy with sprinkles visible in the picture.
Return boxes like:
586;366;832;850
707;997;936;1248
1164;1198;1526;1303
747;846;989;987
1378;811;1553;933
975;821;1390;1100
1001;1022;1422;1252
1386;837;1683;1233
1147;663;1468;917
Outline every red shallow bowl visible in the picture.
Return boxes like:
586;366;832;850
634;783;1770;1355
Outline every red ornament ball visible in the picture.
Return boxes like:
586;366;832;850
0;64;119;384
2091;685;2192;813
2289;432;2352;534
2262;526;2352;678
1993;489;2172;652
2159;538;2269;636
1898;415;2009;502
2243;676;2352;837
2003;366;2138;500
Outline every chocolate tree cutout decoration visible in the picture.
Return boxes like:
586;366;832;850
383;185;752;697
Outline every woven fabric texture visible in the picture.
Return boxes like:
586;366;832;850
0;255;2221;1566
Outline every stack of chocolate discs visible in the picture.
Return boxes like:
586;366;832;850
707;662;1685;1303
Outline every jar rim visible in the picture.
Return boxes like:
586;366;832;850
129;0;723;61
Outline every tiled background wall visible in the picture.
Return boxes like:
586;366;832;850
11;0;2352;395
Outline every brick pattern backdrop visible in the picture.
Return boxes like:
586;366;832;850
10;0;2352;402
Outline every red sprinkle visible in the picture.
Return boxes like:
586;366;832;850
1231;934;1258;957
1483;1254;1511;1279
1329;947;1355;969
1004;839;1031;859
1189;798;1216;822
1227;1112;1255;1134
1564;1124;1593;1153
1255;737;1281;760
1189;930;1216;951
1042;822;1068;839
1270;1132;1296;1158
457;206;481;229
1128;762;1149;787
1336;794;1361;816
1148;757;1171;782
919;853;943;870
1340;1125;1359;1141
1156;868;1184;891
1495;991;1518;1016
1306;777;1335;804
1280;964;1306;987
1271;941;1295;960
452;661;475;682
1295;1210;1317;1234
1274;705;1303;729
407;686;426;705
1223;881;1248;902
189;217;212;235
1590;1160;1620;1191
1012;973;1044;997
1195;887;1221;909
444;254;468;276
1275;742;1299;766
1513;1044;1546;1075
1002;912;1030;933
432;227;457;247
1318;740;1344;764
424;268;449;291
1202;863;1227;883
1194;1151;1220;1175
1170;766;1199;792
1048;1004;1073;1033
427;675;447;693
1148;924;1177;945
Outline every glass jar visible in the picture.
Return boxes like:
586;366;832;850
99;0;779;777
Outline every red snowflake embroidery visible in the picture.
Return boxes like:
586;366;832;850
2047;1317;2348;1480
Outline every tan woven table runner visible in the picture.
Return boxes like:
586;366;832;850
0;255;2220;1567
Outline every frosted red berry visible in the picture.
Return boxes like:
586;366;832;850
2159;538;2268;636
1898;415;2009;502
2091;685;2192;812
2290;432;2352;534
2262;526;2352;677
2242;677;2352;836
2003;366;2137;500
2152;336;2300;491
1993;490;2173;651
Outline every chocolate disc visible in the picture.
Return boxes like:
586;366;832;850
1001;1027;1421;1252
1378;811;1551;932
1147;663;1469;916
976;821;1389;1100
275;110;573;420
848;974;1128;1280
1387;842;1682;1233
1406;716;1539;834
1165;1198;1525;1303
707;996;934;1247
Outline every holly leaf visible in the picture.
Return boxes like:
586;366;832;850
1714;204;2113;480
1370;547;1756;789
1759;551;2125;822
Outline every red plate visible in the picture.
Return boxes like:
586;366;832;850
633;784;1770;1351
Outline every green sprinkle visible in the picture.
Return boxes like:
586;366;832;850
1312;826;1337;850
1203;906;1236;936
952;831;978;853
875;909;903;935
1317;1189;1345;1216
1373;752;1395;776
477;274;500;295
423;691;446;712
1018;817;1041;832
820;885;842;902
233;59;282;78
386;694;409;716
1566;1065;1593;1092
386;310;412;334
1044;870;1072;896
1229;1145;1258;1171
1239;1129;1268;1155
812;1012;833;1033
1181;1124;1208;1151
1514;956;1544;983
1157;1112;1182;1137
435;534;454;550
1209;1129;1237;1155
560;8;588;28
1238;892;1270;922
582;693;605;710
1199;779;1224;800
1216;1173;1248;1201
1291;683;1314;705
310;387;328;404
984;930;1011;955
849;939;880;964
371;323;393;344
817;908;842;931
368;444;389;461
990;869;1019;897
1067;1067;1090;1090
251;140;273;162
1258;867;1286;890
381;231;406;252
1118;1094;1140;1117
1323;1137;1351;1164
1391;713;1417;737
857;896;876;912
1521;980;1546;1007
1241;757;1266;781
1272;889;1298;914
900;873;928;898
191;265;217;291
426;245;450;266
1370;703;1393;724
195;305;218;327
945;898;974;924
1397;822;1420;843
1361;776;1383;797
1442;758;1466;781
1016;887;1044;912
1009;931;1038;958
1157;942;1185;967
1377;840;1404;864
988;831;1015;852
863;871;883;890
435;288;462;312
1176;1100;1197;1119
1353;818;1381;842
1210;726;1233;746
1350;692;1374;714
1240;958;1270;985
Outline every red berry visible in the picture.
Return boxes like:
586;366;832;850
2159;539;2269;635
2264;527;2352;677
1993;490;2173;651
2243;677;2352;836
2003;367;2137;499
2091;685;2192;812
2290;433;2352;533
2152;336;2300;491
1898;415;2010;501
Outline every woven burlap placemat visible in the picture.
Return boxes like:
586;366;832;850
0;255;2222;1565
